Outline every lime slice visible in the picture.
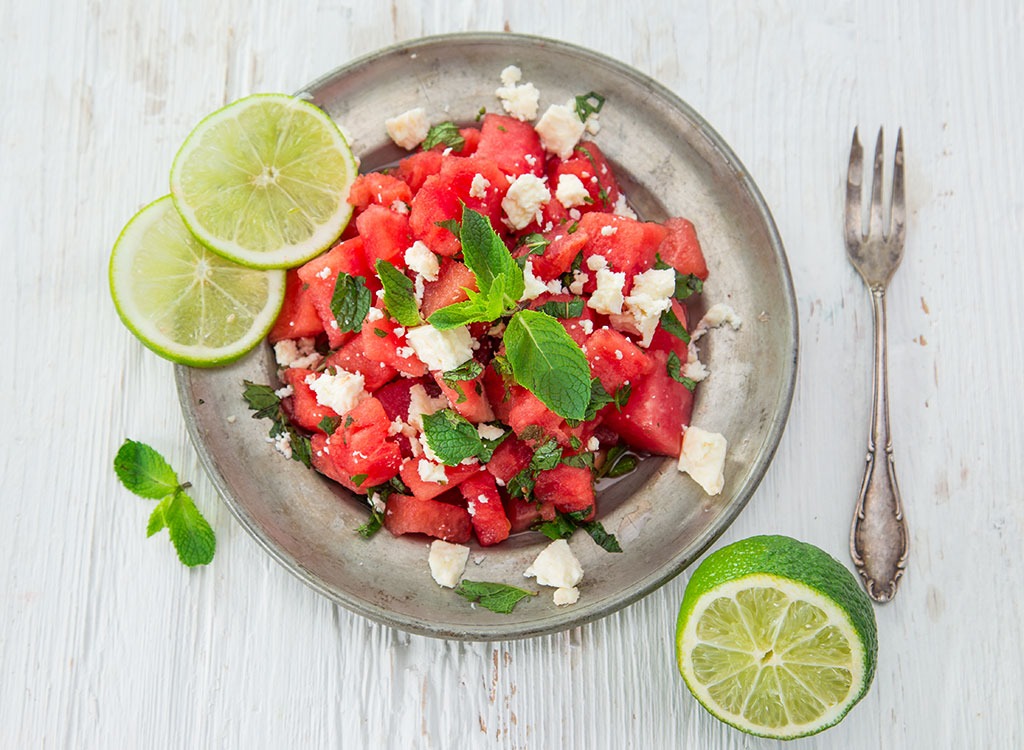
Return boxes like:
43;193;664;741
676;535;877;740
169;93;357;269
109;196;286;367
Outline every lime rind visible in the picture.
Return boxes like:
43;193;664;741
169;93;357;269
675;535;877;740
109;195;286;367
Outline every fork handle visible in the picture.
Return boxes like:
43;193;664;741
850;288;909;602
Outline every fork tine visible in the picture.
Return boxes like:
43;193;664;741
845;127;863;245
869;127;885;236
890;127;906;245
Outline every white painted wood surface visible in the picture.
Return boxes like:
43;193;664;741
3;1;1021;747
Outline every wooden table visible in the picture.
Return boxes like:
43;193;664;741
4;1;1020;747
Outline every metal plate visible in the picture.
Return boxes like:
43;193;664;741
175;32;798;640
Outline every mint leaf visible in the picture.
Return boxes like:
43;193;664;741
504;310;591;421
428;275;509;330
241;381;280;420
147;496;171;537
529;439;563;472
435;218;461;235
660;307;690;343
376;259;423;327
561;451;595;469
535;514;576;541
506;467;536;500
356;506;385;538
580;520;622;553
318;416;340;435
654;256;704;300
454;580;537;614
442;359;483;387
535;509;622;553
537;297;584;319
516;233;549;255
422;121;465;151
330;273;370;333
597;444;639;479
243;380;313;468
422;409;486;465
163;490;216;567
352;473;368;487
114;439;179;499
666;351;697;391
459;206;524;303
574;91;605;121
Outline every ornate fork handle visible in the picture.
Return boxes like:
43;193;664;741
850;286;909;602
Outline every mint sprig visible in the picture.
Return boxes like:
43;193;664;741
113;439;216;567
376;259;423;327
504;310;592;421
454;580;537;614
242;381;312;467
421;409;504;465
422;121;465;152
534;508;622;553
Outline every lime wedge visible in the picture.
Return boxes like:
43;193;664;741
169;93;357;269
109;196;286;367
676;535;877;740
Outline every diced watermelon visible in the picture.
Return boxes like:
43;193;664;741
326;397;403;488
601;349;693;457
528;228;589;281
310;433;349;486
485;434;534;484
534;464;596;515
399;459;486;502
395;150;444;193
504;494;557;534
482;362;514;423
296;236;375;348
420;258;478;320
648;298;691;357
507;386;588;448
281;367;337;433
548;141;621;213
269;269;323;343
584;327;652;392
459;472;511;546
383;493;472;543
474;114;545;178
347;172;413;213
355;204;413;268
373;378;419;421
579;213;667;291
360;311;429;377
457;127;481;155
657;217;709;280
432;370;494;423
324;335;398;392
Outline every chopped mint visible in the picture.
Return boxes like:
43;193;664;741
574;91;605;121
529;439;563;473
376;259;423;327
330;272;371;333
422;121;465;151
597;444;639;479
421;409;500;465
660;307;691;343
534;507;622;553
537;297;584;319
242;380;313;468
666;351;697;390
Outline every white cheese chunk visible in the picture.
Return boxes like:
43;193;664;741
304;368;368;415
406;383;448;431
520;259;549;301
623;267;677;347
273;337;320;369
468;172;491;199
502;173;550;230
405;324;475;372
385;107;430;150
417;459;448;485
428;540;470;588
677;426;728;495
404;241;440;282
495;65;540;121
524;539;584;590
535;102;586;159
587;268;626;315
683;342;710;382
553;586;580;606
555;173;590;208
612;193;637;219
693;303;744;341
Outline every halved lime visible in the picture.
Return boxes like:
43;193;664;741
109;196;286;367
169;93;357;269
676;535;877;740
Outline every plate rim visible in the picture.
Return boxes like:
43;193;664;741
175;31;799;641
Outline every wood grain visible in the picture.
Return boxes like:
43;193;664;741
2;1;1022;747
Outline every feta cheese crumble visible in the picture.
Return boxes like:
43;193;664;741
587;268;626;315
692;303;744;341
417;459;448;485
468;172;491;199
677;426;728;495
385;107;430;150
524;539;584;606
477;423;505;441
406;383;448;431
683;342;710;382
494;65;540;121
555;173;590;208
623;267;677;347
428;540;470;588
305;368;368;415
502;173;550;230
405;324;475;372
404;241;440;282
520;259;549;301
535;102;586;159
612;193;637;219
274;337;320;369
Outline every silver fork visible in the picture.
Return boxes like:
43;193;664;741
845;127;909;603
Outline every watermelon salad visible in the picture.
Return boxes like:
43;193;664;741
246;66;722;560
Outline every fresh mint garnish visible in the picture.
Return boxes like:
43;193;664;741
422;121;465;151
113;439;216;567
330;273;371;333
660;307;690;343
376;259;423;327
654;256;704;301
666;351;697;391
503;309;592;421
560;451;595;469
435;218;461;235
574;91;605;121
537;297;584;319
454;580;537;614
355;506;385;538
506;467;536;500
241;380;313;468
421;409;502;465
516;233;549;255
441;359;484;405
534;507;622;553
529;439;563;472
597;444;639;479
318;415;340;435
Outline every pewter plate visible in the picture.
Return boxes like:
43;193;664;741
175;33;797;640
